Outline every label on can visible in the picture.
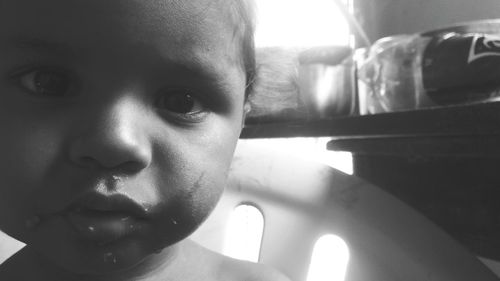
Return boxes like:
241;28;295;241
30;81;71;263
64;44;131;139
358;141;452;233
422;33;500;105
468;35;500;63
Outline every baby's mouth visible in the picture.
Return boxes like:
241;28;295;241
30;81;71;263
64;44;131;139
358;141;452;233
66;208;144;245
64;193;149;245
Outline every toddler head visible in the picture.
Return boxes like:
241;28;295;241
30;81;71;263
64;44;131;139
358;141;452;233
0;0;255;276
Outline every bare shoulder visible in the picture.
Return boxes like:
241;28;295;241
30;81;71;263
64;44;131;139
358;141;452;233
184;240;291;281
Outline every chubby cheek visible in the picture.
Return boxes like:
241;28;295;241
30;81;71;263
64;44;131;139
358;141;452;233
149;179;223;250
147;121;240;248
0;118;62;238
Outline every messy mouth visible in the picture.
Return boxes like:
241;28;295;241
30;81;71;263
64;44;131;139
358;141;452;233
63;193;149;245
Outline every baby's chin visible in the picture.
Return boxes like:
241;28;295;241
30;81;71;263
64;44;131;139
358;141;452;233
24;215;169;277
62;241;185;279
41;241;172;279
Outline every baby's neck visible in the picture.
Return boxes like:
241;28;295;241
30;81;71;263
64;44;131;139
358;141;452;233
0;243;184;281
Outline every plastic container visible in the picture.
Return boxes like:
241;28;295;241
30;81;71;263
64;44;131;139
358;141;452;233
357;35;431;114
357;19;500;114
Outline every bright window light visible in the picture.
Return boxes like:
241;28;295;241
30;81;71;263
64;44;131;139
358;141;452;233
255;0;351;47
307;234;350;281
223;204;264;262
240;138;353;175
0;231;25;264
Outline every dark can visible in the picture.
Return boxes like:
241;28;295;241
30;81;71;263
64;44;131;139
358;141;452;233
422;32;500;105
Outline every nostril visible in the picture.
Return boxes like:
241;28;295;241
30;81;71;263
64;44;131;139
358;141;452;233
75;155;148;175
69;136;152;175
114;161;148;175
76;156;101;169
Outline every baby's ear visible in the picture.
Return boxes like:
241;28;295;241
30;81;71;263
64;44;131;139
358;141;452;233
242;101;251;128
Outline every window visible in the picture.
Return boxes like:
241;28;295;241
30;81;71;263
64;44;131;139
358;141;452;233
240;138;353;175
223;204;265;262
255;0;352;48
0;231;25;264
307;234;350;281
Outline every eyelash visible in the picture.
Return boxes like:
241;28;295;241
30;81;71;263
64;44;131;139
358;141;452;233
10;66;211;123
10;66;74;98
155;89;210;123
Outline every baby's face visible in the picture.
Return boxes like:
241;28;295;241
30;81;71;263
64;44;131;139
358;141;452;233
0;0;246;275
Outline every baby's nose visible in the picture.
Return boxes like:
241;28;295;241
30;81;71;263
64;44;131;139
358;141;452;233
68;99;152;174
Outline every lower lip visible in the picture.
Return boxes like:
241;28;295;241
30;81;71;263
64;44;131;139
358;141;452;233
65;209;146;245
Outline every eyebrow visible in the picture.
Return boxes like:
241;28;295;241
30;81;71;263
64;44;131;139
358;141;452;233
8;36;240;89
10;37;79;58
168;59;237;94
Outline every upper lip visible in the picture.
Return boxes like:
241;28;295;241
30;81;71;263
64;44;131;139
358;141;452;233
67;192;149;219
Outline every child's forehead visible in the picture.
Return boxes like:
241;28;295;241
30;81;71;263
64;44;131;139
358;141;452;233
1;0;243;70
1;0;236;50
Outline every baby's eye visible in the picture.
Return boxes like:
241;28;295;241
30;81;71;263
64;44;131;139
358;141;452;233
15;68;71;97
156;90;207;119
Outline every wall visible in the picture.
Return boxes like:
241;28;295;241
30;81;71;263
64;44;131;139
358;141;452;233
356;0;500;40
